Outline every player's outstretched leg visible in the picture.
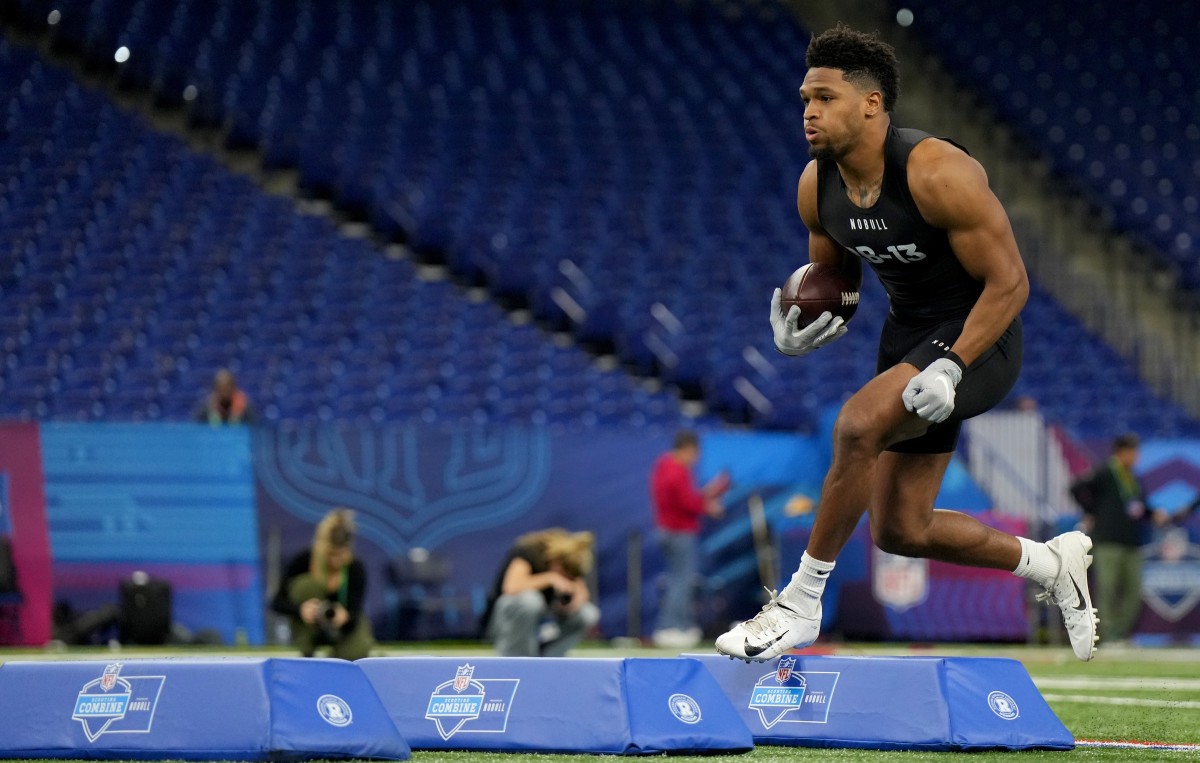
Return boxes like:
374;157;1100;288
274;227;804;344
1037;531;1099;661
714;589;821;662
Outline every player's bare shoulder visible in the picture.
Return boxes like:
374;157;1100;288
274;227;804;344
906;137;992;229
796;160;821;230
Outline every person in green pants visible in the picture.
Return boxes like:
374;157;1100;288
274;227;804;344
270;508;374;660
1070;433;1168;645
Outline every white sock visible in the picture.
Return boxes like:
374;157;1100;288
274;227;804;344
1012;537;1060;588
782;552;835;617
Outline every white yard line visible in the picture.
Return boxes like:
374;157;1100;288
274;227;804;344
1043;693;1200;709
1077;739;1200;752
1035;676;1200;691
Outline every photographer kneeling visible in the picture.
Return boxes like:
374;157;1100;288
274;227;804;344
271;508;374;660
480;528;600;657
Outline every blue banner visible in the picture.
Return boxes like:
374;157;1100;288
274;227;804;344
692;654;1072;751
0;473;11;535
359;656;752;754
253;425;671;640
40;424;264;645
0;658;409;760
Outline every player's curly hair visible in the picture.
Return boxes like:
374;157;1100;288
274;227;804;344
805;24;900;112
517;528;596;579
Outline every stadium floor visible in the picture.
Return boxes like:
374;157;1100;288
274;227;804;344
2;641;1196;762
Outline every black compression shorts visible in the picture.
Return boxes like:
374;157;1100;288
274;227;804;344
876;314;1023;454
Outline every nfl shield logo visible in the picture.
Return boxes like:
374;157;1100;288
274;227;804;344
776;657;796;684
872;547;928;612
1160;528;1189;563
453;664;475;692
1141;528;1200;622
99;663;121;692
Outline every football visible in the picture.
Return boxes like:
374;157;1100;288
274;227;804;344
779;262;860;328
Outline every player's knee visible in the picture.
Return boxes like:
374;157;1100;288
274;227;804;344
832;408;882;455
873;523;930;558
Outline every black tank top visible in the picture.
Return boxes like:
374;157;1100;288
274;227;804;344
816;125;982;324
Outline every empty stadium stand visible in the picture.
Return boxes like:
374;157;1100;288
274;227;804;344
898;0;1200;291
1;0;1196;437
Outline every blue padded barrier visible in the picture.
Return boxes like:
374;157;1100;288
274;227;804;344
358;656;753;755
0;658;410;761
691;654;1073;751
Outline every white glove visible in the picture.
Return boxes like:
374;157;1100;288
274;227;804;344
770;288;847;357
902;357;964;423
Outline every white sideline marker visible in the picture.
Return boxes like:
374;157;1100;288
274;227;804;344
1041;693;1200;710
1077;739;1200;752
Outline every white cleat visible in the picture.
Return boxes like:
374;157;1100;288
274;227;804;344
714;589;820;662
1038;531;1099;661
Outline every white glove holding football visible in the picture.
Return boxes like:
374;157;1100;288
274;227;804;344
770;288;847;357
902;357;964;423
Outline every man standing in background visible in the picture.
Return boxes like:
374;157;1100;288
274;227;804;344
1071;433;1166;645
650;430;729;648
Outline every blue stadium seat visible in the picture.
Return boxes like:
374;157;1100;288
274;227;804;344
901;0;1199;288
0;0;1194;437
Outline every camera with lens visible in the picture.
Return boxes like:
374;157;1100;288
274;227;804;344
315;600;341;642
317;600;339;623
551;590;573;607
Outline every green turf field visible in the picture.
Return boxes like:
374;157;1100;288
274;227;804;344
2;641;1196;762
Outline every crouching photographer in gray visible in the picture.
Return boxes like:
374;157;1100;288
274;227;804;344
480;528;600;657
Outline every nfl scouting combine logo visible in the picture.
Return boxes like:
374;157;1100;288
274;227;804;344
747;657;840;729
72;663;166;743
425;664;520;740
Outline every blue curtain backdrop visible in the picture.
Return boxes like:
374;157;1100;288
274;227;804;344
252;424;675;640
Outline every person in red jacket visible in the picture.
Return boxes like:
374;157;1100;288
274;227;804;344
650;430;729;648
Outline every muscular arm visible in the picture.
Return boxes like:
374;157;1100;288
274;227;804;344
908;140;1028;365
797;161;863;286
